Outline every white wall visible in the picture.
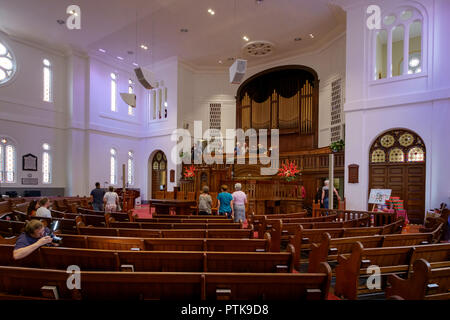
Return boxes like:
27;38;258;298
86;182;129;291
0;33;68;192
341;0;450;215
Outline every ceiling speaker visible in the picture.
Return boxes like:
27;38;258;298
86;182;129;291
229;59;247;84
134;67;156;89
120;93;136;108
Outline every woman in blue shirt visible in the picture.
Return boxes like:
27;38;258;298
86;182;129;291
217;185;233;219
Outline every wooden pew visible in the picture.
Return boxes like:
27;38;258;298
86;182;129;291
308;227;442;272
57;234;272;252
0;264;331;300
135;218;233;223
77;226;254;239
385;258;450;300
109;221;243;230
0;244;295;273
151;214;228;220
334;242;450;299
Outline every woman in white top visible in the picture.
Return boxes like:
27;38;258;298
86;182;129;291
35;198;52;218
103;186;119;213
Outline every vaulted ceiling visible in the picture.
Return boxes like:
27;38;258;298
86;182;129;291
0;0;346;69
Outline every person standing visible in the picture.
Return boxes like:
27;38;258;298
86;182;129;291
217;185;233;219
90;182;105;211
103;186;119;213
232;183;247;223
198;186;212;215
35;198;52;218
321;180;341;209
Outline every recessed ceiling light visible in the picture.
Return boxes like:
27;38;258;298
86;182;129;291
243;36;249;42
309;33;314;39
117;56;124;60
218;60;223;64
180;28;189;33
208;9;215;15
294;37;302;41
70;10;78;17
133;63;139;67
140;44;148;50
98;48;106;53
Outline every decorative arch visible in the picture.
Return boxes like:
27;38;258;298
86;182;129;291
236;65;319;152
369;128;426;223
148;150;167;199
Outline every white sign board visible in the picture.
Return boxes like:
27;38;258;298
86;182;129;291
368;189;392;204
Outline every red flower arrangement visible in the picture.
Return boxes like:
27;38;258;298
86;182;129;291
278;160;301;182
184;165;196;180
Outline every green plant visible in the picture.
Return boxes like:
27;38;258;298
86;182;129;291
330;139;345;152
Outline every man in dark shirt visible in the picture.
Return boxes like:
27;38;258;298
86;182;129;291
90;182;105;211
13;220;54;260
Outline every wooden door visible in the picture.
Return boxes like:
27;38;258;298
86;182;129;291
369;129;426;224
151;151;167;199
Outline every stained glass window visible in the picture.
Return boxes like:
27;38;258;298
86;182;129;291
0;41;16;85
389;148;404;162
127;151;134;185
371;149;386;163
408;147;424;162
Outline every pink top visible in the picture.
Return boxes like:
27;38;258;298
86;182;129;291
232;191;247;205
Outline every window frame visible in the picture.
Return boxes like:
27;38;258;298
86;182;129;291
0;38;18;87
110;72;118;112
110;148;118;185
42;143;52;184
370;5;427;84
0;138;17;183
43;59;53;103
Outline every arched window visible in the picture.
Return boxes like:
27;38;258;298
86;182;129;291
43;59;52;102
127;151;134;186
374;7;424;80
0;40;16;86
0;137;16;183
128;79;134;116
370;129;425;163
42;143;52;184
408;147;424;162
110;148;117;185
111;73;117;112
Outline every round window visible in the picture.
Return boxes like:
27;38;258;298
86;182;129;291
0;40;17;86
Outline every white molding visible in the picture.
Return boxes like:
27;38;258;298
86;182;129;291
0;95;66;114
344;87;450;113
99;112;142;125
0;111;66;130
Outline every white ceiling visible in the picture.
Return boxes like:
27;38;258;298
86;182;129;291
0;0;346;69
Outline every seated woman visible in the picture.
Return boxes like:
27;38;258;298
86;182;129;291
27;200;39;217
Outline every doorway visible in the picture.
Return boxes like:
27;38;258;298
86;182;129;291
369;129;426;223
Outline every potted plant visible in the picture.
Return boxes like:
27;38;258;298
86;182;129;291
277;160;301;182
183;165;196;180
330;139;345;152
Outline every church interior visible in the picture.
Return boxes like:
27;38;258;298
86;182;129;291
0;0;449;303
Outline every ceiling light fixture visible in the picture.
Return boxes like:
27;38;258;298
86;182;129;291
98;48;106;53
309;33;315;39
294;37;302;41
180;28;189;33
140;44;148;50
71;10;78;17
218;60;223;64
208;9;215;15
117;56;124;60
243;36;249;42
133;62;139;67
